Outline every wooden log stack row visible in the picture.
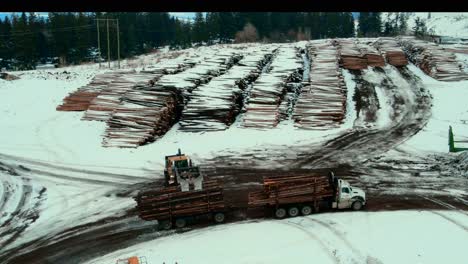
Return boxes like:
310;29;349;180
56;71;129;111
400;37;468;82
135;178;225;221
157;49;243;98
242;45;303;129
102;85;182;148
248;174;334;207
82;71;161;122
373;37;408;67
356;40;386;67
338;39;368;70
293;41;347;130
179;46;276;132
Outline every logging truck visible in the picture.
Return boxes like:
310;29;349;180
135;149;226;230
248;172;366;218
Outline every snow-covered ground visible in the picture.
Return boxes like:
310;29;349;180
86;210;468;264
0;43;355;179
405;13;468;39
401;64;468;153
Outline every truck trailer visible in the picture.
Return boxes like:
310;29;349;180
248;172;366;218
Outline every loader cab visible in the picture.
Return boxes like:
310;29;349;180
333;179;366;210
164;149;202;190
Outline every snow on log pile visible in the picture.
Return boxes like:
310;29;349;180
81;71;161;122
444;44;468;55
400;37;468;82
293;41;346;130
99;50;243;147
179;46;276;132
356;39;386;67
102;85;182;148
242;45;303;129
81;55;203;122
374;37;408;67
157;49;243;101
338;39;368;70
56;71;128;111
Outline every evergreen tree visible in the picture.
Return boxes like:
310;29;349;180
192;12;207;43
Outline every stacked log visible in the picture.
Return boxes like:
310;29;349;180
356;40;385;67
242;45;303;129
374;37;408;66
338;39;368;70
157;50;243;95
56;71;123;111
248;174;334;207
102;85;182;148
293;41;347;130
135;178;225;221
82;71;161;122
179;47;275;132
400;37;468;81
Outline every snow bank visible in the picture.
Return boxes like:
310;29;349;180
86;210;468;264
402;64;468;153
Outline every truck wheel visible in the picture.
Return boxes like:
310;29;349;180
214;212;225;223
175;218;187;228
288;207;299;217
301;205;312;216
159;220;172;230
275;208;287;219
352;201;363;211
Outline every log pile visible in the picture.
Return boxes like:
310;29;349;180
293;41;347;130
135;178;225;221
248;174;334;207
179;47;275;132
356;40;385;67
157;50;243;96
56;71;123;111
374;37;408;66
338;39;368;70
82;71;161;122
102;85;182;148
242;45;303;129
400;37;468;81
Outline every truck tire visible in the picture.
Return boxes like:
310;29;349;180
288;207;299;217
275;208;287;219
301;205;312;216
159;220;172;230
214;212;225;223
352;201;363;211
175;218;187;228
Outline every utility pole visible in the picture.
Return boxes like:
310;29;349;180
97;20;101;68
107;19;110;68
95;18;120;69
116;19;120;69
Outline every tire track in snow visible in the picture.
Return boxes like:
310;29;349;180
278;221;340;264
429;211;468;232
304;217;365;260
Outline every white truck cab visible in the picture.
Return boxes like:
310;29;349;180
332;179;366;210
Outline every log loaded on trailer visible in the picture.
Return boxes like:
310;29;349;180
248;172;366;218
135;149;227;230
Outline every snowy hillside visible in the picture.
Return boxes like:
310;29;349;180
392;12;468;38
